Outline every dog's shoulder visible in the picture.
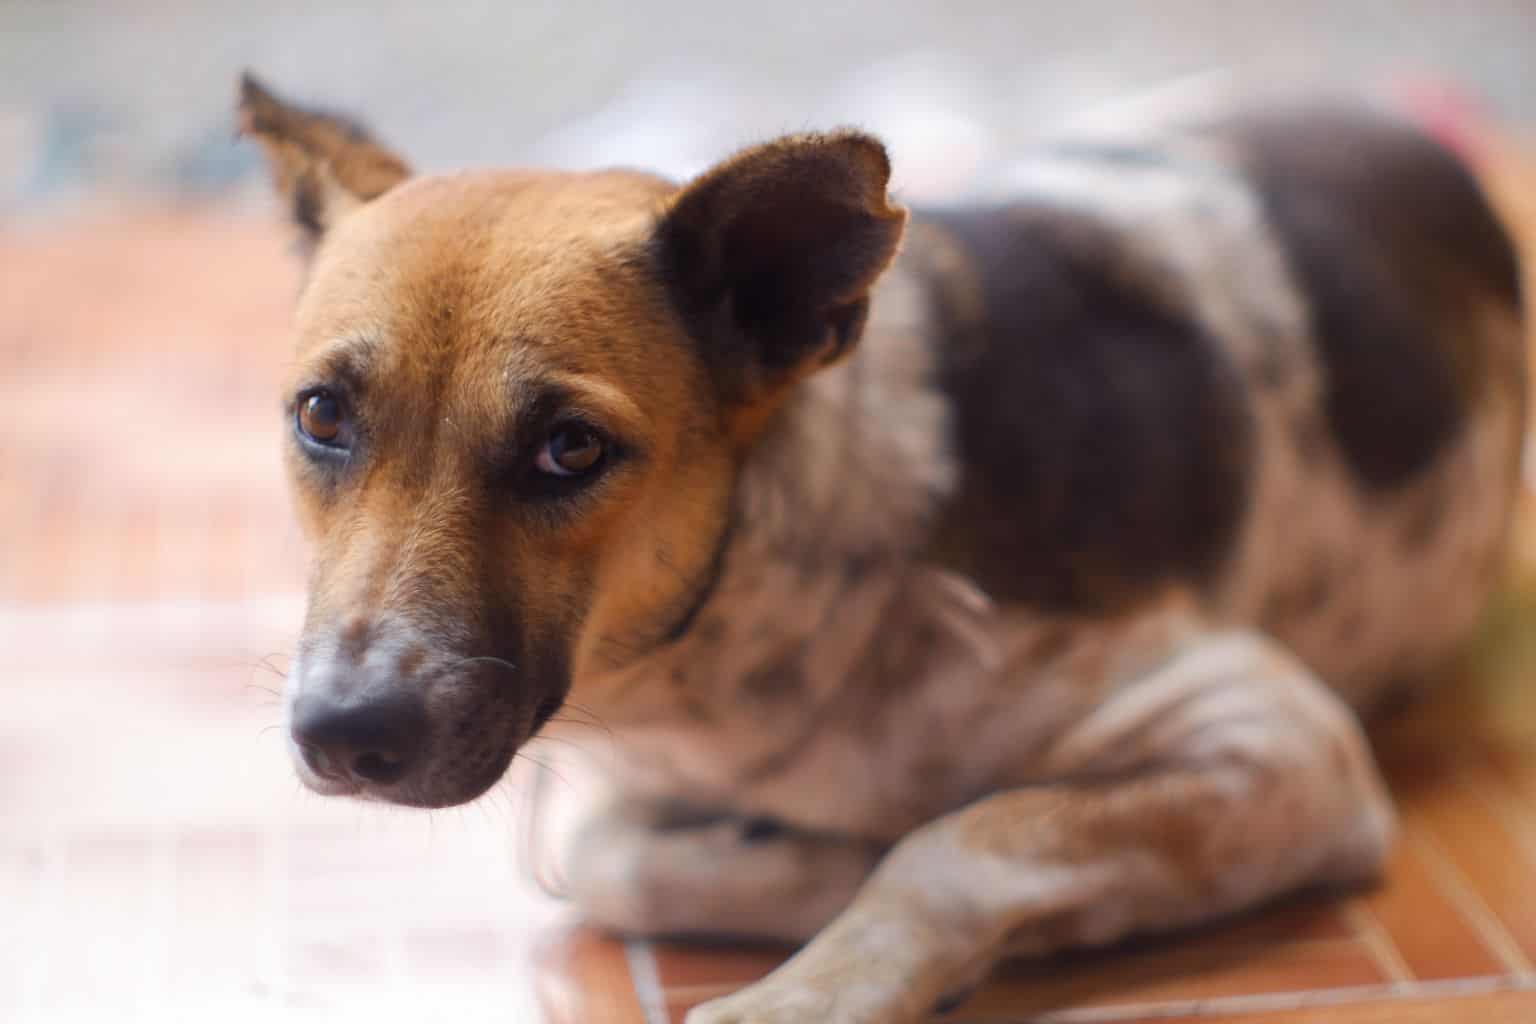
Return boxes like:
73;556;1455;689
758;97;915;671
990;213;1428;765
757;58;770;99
907;166;1258;613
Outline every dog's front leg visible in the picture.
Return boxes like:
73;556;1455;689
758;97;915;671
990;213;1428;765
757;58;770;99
564;798;884;944
687;632;1395;1024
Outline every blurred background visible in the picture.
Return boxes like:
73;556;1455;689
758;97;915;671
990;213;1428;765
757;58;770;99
6;1;1536;212
4;3;1536;1022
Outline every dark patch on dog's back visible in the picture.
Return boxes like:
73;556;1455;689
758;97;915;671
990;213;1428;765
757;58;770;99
1213;107;1523;491
917;206;1254;612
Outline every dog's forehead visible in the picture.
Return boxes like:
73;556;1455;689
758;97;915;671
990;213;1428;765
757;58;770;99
375;167;672;243
288;168;703;442
294;168;679;373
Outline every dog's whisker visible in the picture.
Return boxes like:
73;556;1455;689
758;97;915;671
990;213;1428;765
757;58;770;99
557;699;611;729
513;750;571;791
513;751;572;902
452;654;519;673
245;652;292;680
528;734;596;765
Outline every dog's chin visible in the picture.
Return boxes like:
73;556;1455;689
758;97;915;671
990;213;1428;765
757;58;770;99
286;732;523;809
389;744;522;809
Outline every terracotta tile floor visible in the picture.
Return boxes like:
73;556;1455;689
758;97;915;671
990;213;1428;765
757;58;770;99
5;137;1536;1022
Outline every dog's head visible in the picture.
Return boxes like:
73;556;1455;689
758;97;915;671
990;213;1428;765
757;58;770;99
238;74;905;807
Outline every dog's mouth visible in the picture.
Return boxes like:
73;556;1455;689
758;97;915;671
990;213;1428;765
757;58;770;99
288;710;548;809
284;654;568;808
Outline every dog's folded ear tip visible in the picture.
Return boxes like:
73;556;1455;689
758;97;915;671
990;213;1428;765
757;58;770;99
234;74;412;247
771;129;893;183
235;71;278;135
236;69;273;98
827;128;892;170
656;127;908;401
237;70;268;106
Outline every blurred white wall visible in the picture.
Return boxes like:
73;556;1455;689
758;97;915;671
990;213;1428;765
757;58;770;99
2;0;1534;210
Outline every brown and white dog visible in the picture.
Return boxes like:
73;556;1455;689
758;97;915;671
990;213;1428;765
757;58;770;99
238;73;1525;1022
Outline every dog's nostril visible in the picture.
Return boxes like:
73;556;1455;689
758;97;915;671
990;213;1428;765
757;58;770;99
352;750;409;784
297;741;341;781
291;689;427;788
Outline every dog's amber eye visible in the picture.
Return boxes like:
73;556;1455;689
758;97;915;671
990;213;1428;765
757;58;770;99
536;424;605;478
297;390;346;447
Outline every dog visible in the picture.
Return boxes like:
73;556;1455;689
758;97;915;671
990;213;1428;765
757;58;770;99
238;72;1525;1022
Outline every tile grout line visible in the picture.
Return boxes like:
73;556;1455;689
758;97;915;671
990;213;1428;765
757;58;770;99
1342;900;1414;986
1463;749;1536;891
977;974;1536;1024
1410;825;1536;977
624;939;671;1024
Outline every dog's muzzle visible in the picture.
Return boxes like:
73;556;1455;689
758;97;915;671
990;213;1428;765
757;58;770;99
284;616;551;806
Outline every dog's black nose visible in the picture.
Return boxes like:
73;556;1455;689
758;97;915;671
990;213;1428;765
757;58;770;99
290;689;427;786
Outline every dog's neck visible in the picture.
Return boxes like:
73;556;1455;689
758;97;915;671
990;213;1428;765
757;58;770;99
579;252;981;733
734;256;959;582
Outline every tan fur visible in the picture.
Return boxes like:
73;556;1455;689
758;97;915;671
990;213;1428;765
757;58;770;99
280;167;749;803
239;74;411;235
240;74;1524;1023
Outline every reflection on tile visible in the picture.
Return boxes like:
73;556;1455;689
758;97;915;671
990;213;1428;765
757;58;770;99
535;930;648;1024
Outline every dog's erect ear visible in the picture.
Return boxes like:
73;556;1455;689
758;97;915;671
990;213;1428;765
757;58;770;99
655;131;907;406
237;72;411;245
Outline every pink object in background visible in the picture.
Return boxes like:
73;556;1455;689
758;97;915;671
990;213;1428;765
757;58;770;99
1388;74;1494;170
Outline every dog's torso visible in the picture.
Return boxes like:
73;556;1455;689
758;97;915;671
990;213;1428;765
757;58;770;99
578;107;1525;842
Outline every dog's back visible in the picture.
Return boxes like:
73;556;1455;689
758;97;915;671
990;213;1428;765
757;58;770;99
911;104;1525;703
